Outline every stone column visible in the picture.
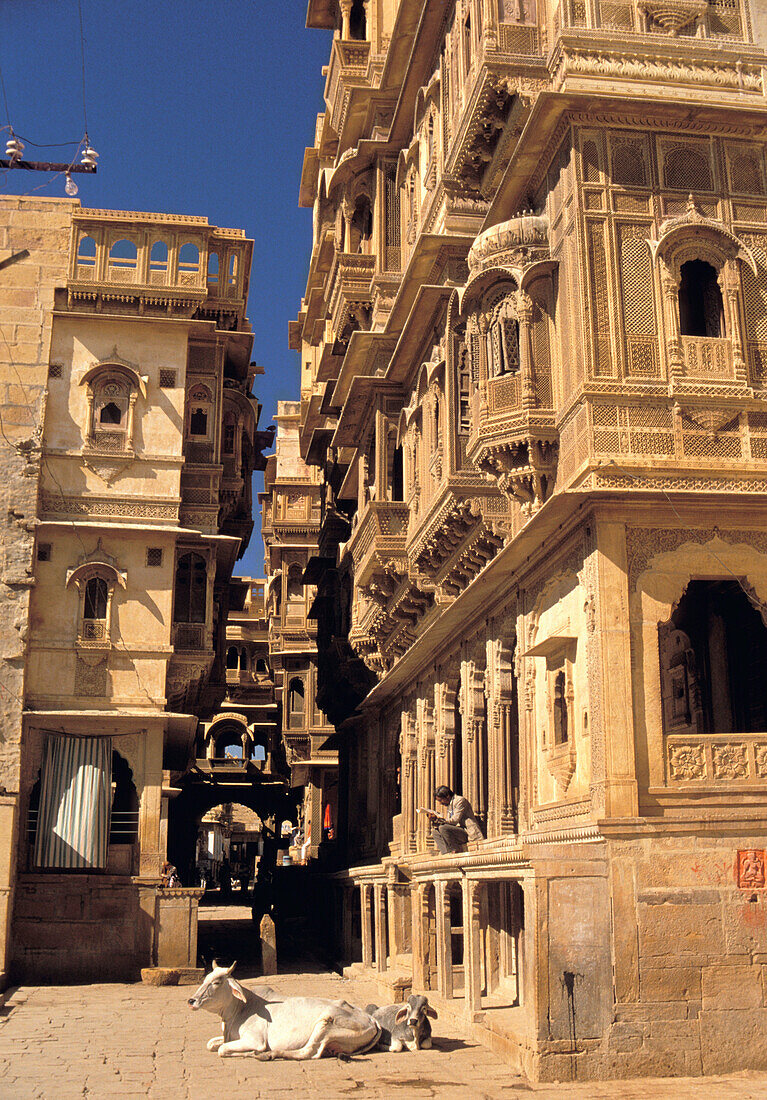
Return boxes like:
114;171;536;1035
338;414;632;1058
423;742;435;851
516;290;536;411
411;883;427;989
436;880;454;999
486;636;517;836
460;657;486;827
360;884;373;969
463;878;483;1019
126;390;138;450
341;881;355;962
593;519;639;817
482;0;498;49
389;882;412;960
374;884;387;972
500;701;518;833
661;267;683;380
342;197;354;252
435;681;457;791
722;265;747;382
340;0;352;40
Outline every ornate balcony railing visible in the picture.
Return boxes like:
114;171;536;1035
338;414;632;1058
324;38;372;135
680;335;732;379
325;252;376;341
346;499;410;587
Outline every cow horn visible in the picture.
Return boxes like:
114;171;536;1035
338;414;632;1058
212;958;219;970
226;960;237;975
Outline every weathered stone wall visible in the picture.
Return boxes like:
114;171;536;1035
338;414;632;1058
10;873;153;983
0;197;74;983
604;832;767;1079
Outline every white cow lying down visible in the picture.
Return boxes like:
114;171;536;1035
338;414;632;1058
188;961;381;1060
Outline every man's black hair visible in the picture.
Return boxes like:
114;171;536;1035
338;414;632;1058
435;785;452;800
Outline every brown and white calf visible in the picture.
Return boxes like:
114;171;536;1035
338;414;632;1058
365;995;438;1052
188;962;380;1060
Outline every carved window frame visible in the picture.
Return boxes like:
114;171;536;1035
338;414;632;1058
651;218;757;381
80;362;145;455
66;561;127;651
186;383;214;441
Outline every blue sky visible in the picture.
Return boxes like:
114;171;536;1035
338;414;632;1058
1;1;331;578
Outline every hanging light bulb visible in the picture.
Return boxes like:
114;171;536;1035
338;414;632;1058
64;173;79;197
5;133;24;164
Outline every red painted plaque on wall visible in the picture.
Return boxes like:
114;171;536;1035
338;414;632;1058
737;849;766;889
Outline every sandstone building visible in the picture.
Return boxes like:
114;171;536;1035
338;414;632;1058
260;402;338;860
0;197;263;982
291;0;767;1081
168;574;292;881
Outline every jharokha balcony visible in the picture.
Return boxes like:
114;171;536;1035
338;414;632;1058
467;375;558;516
345;498;410;588
65;209;252;323
323;38;373;139
325;251;376;342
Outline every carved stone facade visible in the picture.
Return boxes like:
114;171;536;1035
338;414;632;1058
290;0;767;1083
1;199;264;983
260;403;338;859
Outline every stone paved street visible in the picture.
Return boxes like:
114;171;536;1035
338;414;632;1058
3;967;767;1099
2;907;767;1099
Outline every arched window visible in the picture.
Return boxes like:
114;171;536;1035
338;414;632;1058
678;259;724;338
462;8;472;74
392;444;404;501
76;235;97;275
349;0;366;39
287;565;304;600
109;751;139;846
81;363;144;455
223;413;237;455
207;251;219;287
255;657;269;675
351;196;373;254
612;142;646;188
178;242;200;284
90;373;132;451
173;552;207;623
84;577;108;622
487;315;520;377
149;240;168;283
67;558;125;647
107;238;138;279
660;580;767;735
226;645;239;669
228;253;238;286
288;677;305;727
187;385;212;439
553;670;568;744
99;401;122;426
218;737;243;760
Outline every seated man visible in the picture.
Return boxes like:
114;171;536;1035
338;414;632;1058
428;785;483;854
